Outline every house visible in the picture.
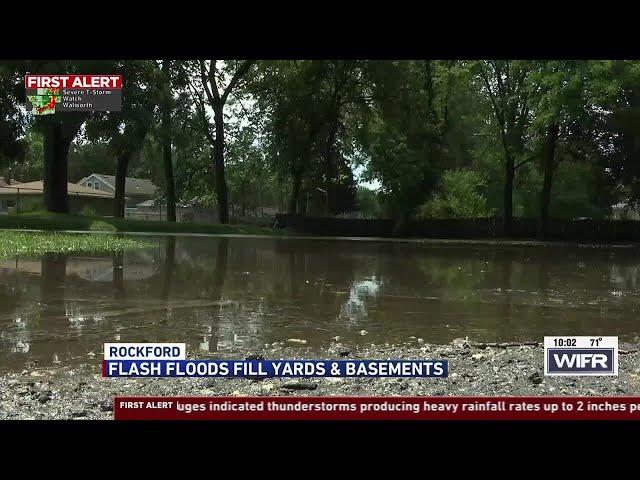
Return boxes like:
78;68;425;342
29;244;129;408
0;180;115;215
611;202;640;221
0;178;21;187
77;174;157;208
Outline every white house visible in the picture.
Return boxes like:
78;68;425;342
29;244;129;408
77;174;158;208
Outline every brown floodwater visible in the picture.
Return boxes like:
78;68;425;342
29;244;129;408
1;235;640;372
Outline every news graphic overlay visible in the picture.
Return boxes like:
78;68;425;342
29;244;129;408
102;342;448;379
544;336;618;376
113;396;640;420
25;75;122;115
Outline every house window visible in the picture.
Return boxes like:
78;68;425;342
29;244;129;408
94;183;99;190
87;182;93;188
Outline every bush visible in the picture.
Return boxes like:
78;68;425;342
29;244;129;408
418;169;493;219
356;187;381;219
80;205;97;217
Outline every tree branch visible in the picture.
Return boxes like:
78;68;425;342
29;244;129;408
515;152;539;170
199;60;217;108
209;60;221;104
230;90;251;119
481;65;505;130
221;60;254;105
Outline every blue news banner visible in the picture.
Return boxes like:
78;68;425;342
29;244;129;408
103;359;448;378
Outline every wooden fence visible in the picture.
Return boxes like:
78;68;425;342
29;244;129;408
274;214;640;242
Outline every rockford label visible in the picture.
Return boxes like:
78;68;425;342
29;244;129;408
544;336;618;376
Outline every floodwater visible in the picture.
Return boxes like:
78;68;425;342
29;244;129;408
1;235;640;371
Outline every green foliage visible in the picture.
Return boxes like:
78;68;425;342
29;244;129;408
0;63;27;169
361;61;448;215
0;231;150;259
355;187;380;218
550;161;607;219
2;128;43;182
418;169;493;219
80;204;97;217
5;59;640;229
68;142;116;182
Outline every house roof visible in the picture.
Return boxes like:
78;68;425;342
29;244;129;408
79;174;157;196
0;181;115;198
0;178;21;187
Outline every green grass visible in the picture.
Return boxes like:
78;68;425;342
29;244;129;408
0;212;280;236
0;231;151;259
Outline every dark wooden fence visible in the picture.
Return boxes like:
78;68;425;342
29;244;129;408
274;214;640;242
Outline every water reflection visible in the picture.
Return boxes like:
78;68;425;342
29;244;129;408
2;237;640;371
112;251;124;299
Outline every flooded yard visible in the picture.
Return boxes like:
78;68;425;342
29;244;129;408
1;235;640;372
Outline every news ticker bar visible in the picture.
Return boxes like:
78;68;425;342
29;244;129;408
102;360;449;378
114;396;640;420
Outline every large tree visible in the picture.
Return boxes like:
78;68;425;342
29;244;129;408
159;60;177;222
252;60;334;215
528;60;616;238
477;60;533;235
361;60;462;231
0;63;27;176
85;60;157;217
198;60;255;224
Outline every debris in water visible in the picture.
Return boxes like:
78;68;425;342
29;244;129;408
286;338;307;344
360;330;368;336
281;382;318;390
38;392;52;403
528;372;543;385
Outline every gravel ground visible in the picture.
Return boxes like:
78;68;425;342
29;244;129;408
2;338;639;420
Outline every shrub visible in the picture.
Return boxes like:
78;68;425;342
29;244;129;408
418;169;493;219
80;204;97;217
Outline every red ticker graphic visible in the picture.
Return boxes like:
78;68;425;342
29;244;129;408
114;396;640;420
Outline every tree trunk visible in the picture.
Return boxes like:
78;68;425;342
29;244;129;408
112;250;124;298
161;236;176;299
114;152;130;218
240;182;246;217
503;154;515;236
161;60;176;222
537;123;560;240
42;121;72;213
212;238;228;298
324;108;340;216
213;105;229;224
288;170;303;215
40;253;67;321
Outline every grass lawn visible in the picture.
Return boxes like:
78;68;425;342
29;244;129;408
0;231;151;259
0;212;280;235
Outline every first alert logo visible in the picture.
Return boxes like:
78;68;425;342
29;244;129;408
25;75;122;89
